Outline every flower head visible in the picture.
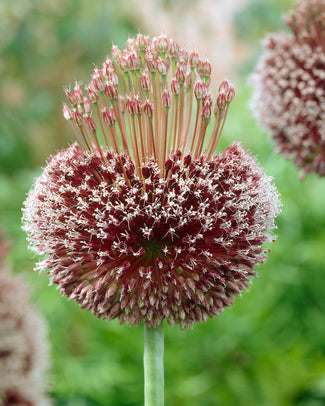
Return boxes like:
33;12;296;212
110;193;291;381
23;34;281;329
0;231;50;405
252;0;325;177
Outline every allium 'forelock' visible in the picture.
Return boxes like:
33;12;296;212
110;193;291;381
252;0;325;177
23;33;281;329
0;232;50;406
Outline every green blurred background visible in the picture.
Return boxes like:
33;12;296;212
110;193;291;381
1;0;325;405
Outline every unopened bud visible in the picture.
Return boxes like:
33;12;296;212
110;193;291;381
202;103;211;121
119;55;128;72
179;48;188;64
102;108;114;126
141;71;150;92
90;76;105;93
169;38;179;58
126;97;135;115
189;50;199;68
126;37;135;51
135;33;149;51
104;82;119;100
106;69;119;85
83;97;91;114
86;116;97;132
216;92;227;111
87;87;98;104
226;84;235;103
176;65;186;84
65;89;77;106
63;105;73;121
157;57;168;76
147;57;157;73
219;79;229;93
111;44;122;62
143;100;153;119
171;78;180;95
73;111;83;127
134;95;142;115
154;34;169;54
194;80;207;100
162;89;171;109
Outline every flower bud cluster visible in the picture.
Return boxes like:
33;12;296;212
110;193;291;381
0;232;50;405
252;0;325;177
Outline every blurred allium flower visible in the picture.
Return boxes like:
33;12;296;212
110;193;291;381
23;34;280;330
252;0;325;177
0;231;50;406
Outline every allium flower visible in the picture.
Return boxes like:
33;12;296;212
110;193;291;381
252;0;325;177
23;33;280;330
0;231;50;406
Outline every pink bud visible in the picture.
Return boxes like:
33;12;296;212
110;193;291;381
226;84;235;103
189;50;199;68
126;37;135;50
154;34;169;54
201;59;211;77
62;105;72;120
169;38;179;58
162;89;171;109
87;87;98;104
147;57;157;73
119;55;128;72
216;92;227;111
90;76;105;93
65;89;77;106
219;79;229;93
107;69;119;85
111;44;122;61
171;78;180;95
73;83;84;104
157;57;167;75
143;100;153;118
126;97;135;115
179;48;188;64
141;71;150;92
86;116;97;132
73;111;82;126
104;82;119;100
194;80;207;100
202;103;211;120
176;65;186;84
135;33;149;51
102;108;114;126
134;95;142;115
83;97;91;114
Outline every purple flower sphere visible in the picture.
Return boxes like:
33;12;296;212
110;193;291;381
252;0;325;177
0;232;50;405
23;34;281;329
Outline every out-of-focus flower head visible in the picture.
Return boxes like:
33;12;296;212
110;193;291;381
252;0;325;178
0;231;50;405
23;33;281;330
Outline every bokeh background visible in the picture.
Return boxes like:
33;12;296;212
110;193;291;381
1;0;325;405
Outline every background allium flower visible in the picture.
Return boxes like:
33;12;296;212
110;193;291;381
0;232;50;406
23;33;280;330
252;0;325;177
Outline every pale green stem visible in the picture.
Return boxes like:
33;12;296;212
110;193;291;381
144;322;164;406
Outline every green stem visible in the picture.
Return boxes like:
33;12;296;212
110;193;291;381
144;322;164;406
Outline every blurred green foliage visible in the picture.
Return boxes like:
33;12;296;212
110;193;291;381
1;0;325;405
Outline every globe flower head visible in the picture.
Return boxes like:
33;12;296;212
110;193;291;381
252;0;325;177
0;231;50;406
23;33;281;330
